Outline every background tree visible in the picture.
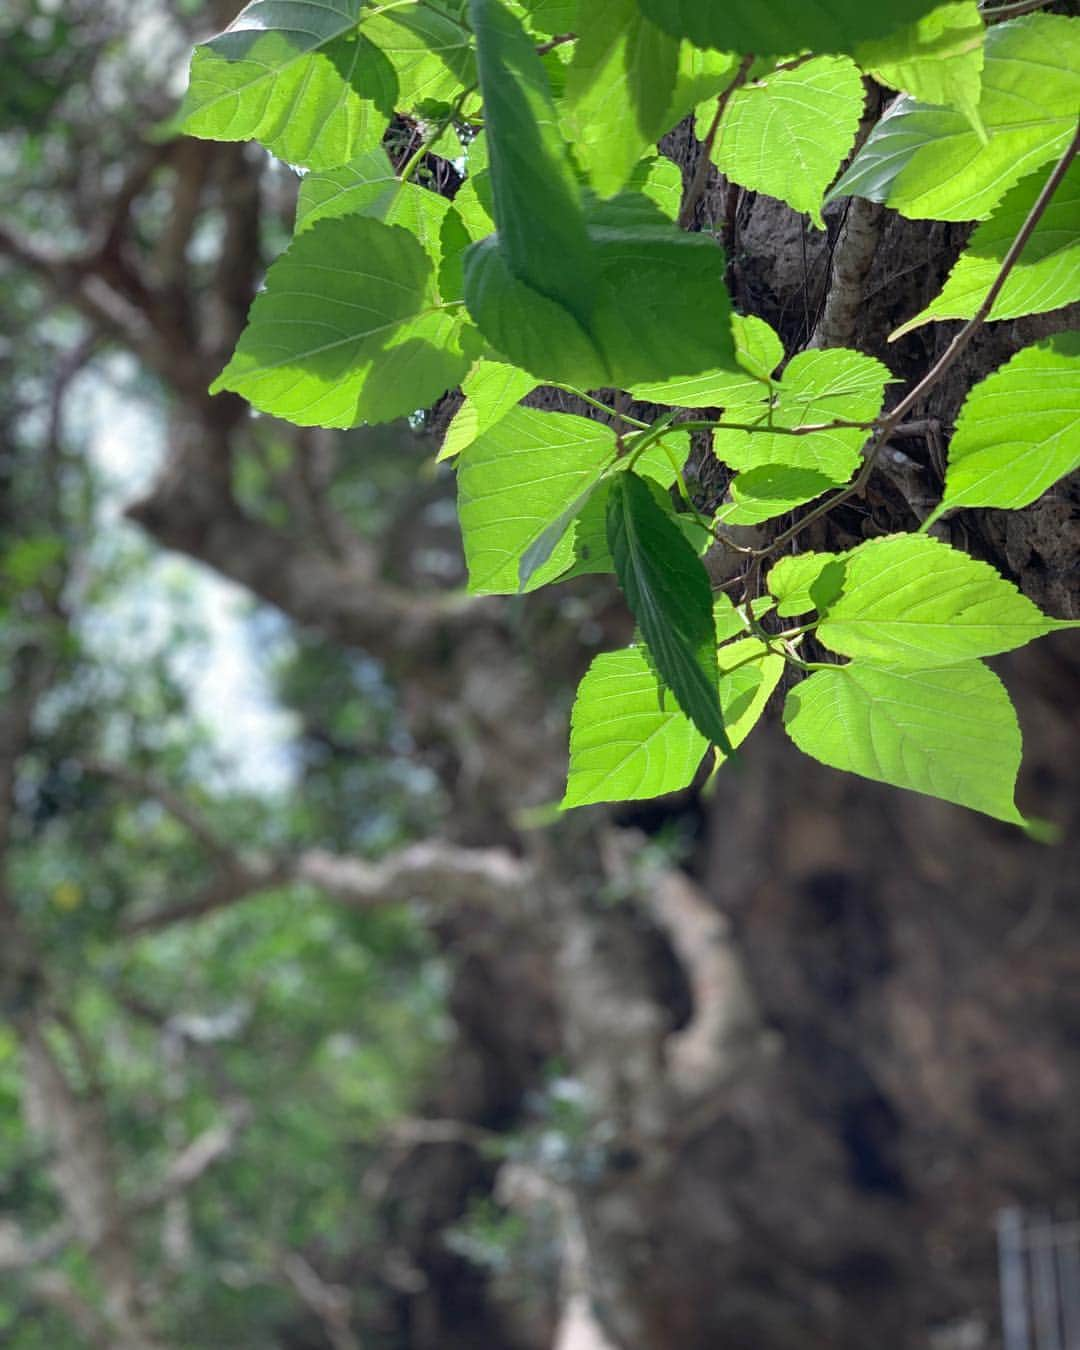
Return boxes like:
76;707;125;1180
1;2;1078;1348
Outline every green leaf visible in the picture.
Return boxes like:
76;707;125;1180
767;552;847;617
713;347;890;480
855;1;986;135
891;159;1080;338
710;57;865;228
466;1;736;386
630;315;780;408
665;44;741;126
717;466;839;526
783;660;1026;824
829;14;1080;221
437;360;538;462
456;407;617;594
815;534;1068;664
295;147;450;262
563;0;680;198
733;314;786;384
607;471;734;753
927;333;1080;519
468;0;594;315
562;637;782;807
180;1;395;169
211;215;473;427
466;193;736;387
360;2;475;106
512;0;578;37
636;0;945;58
625;155;684;219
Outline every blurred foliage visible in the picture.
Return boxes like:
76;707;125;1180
0;5;463;1345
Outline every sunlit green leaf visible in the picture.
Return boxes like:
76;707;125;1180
891;160;1080;338
855;1;986;134
212;216;473;427
713;347;889;481
457;407;617;593
180;0;395;168
437;360;539;462
784;659;1027;823
710;56;865;228
563;0;679;197
927;333;1080;519
829;14;1080;221
767;552;847;617
360;1;475;106
295;147;450;263
816;534;1070;664
563;637;782;807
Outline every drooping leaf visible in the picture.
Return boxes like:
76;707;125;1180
550;436;693;581
815;534;1070;664
466;193;736;387
466;0;736;386
891;160;1080;338
212;215;473;427
563;637;782;807
607;471;733;753
563;0;680;198
927;333;1080;519
635;0;945;58
437;360;539;462
468;0;594;314
855;1;986;135
456;407;618;593
710;56;865;228
767;552;847;617
783;660;1026;824
180;0;396;169
295;146;450;262
829;14;1080;221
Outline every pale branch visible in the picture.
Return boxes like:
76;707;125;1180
806;197;885;350
646;866;774;1098
294;842;533;910
81;760;236;862
134;1102;252;1214
278;1253;362;1350
127;453;495;661
762;120;1080;558
678;55;754;230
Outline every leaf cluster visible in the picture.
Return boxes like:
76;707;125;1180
179;0;1080;825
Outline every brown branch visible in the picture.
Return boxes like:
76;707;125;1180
678;55;754;230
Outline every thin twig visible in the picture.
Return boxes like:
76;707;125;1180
755;121;1080;559
536;32;575;55
678;55;754;230
980;0;1055;18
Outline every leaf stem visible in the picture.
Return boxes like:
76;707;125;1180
398;84;478;184
548;384;650;428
